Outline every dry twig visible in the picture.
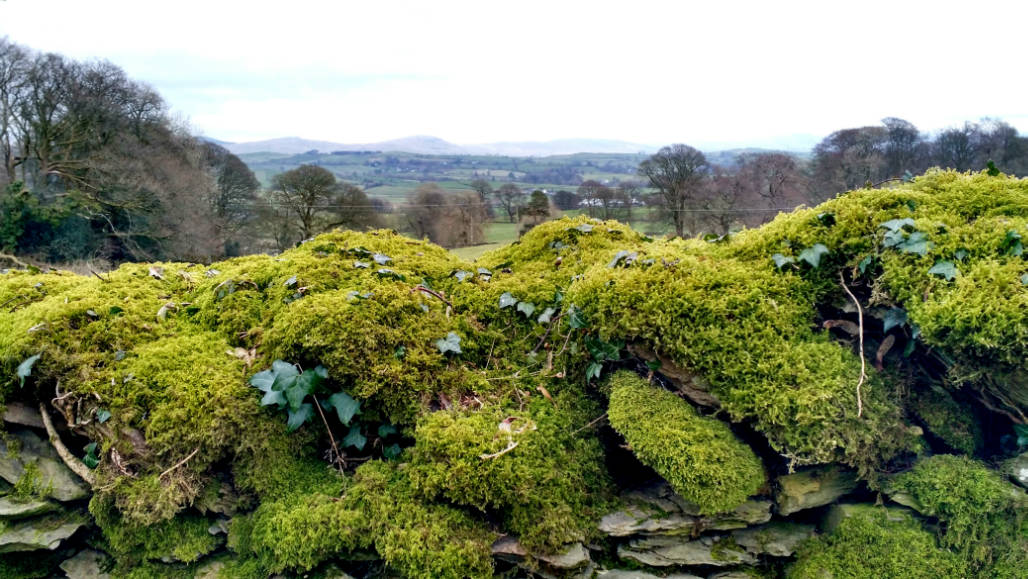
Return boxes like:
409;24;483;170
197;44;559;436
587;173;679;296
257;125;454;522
38;402;96;485
839;271;867;417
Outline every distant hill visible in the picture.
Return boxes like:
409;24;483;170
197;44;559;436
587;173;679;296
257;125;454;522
224;135;659;157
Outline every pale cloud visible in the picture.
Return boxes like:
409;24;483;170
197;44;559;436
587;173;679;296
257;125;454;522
2;0;1026;148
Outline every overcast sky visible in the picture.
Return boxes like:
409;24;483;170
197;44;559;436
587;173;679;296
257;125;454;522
2;0;1026;149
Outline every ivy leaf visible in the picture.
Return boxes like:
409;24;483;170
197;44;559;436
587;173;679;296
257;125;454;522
283;275;297;287
250;370;277;392
1021;273;1028;285
394;345;406;359
817;212;836;227
435;332;462;355
16;354;41;387
374;268;406;281
270;360;300;390
798;244;829;268
986;160;1001;177
353;260;370;269
516;301;536;317
928;260;958;281
344;425;367;450
567;305;587;329
499;292;518;309
383;443;402;459
897;231;931;256
880;218;916;232
476;267;492;282
260;389;286;408
585;361;603;380
373;253;392;265
286;403;314;431
645;360;662;372
328;391;361;425
378;424;398;438
537;307;556;324
772;253;795;269
1001;230;1023;256
954;248;969;262
1014;424;1028;448
857;255;875;274
108;306;124;316
95;409;112;424
882;308;908;333
453;270;472;282
607;250;638;268
586;336;622;362
82;442;99;469
574;223;594;233
882;228;906;248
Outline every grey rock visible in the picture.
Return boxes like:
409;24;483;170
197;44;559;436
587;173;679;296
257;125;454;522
822;503;916;532
775;466;858;515
732;522;815;557
60;549;111;579
492;535;528;562
0;428;90;501
539;542;590;570
0;496;57;519
193;559;226;579
1004;451;1028;489
0;515;84;552
708;573;759;579
2;402;44;429
597;570;702;579
600;481;771;537
618;534;756;567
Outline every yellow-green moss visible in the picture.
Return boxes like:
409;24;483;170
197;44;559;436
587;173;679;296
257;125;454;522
606;371;765;513
787;505;967;578
889;454;1028;574
238;460;495;578
91;493;219;565
408;389;611;551
910;389;982;455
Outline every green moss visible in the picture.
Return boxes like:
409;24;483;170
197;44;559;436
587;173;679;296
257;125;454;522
91;493;220;565
910;388;982;455
606;371;765;513
408;389;611;551
889;454;1028;574
238;460;495;578
569;242;917;472
0;551;67;579
787;505;967;578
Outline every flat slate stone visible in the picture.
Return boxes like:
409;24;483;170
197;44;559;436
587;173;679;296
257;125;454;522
0;428;89;502
775;466;858;516
0;496;57;519
60;549;112;579
0;515;84;552
600;481;771;537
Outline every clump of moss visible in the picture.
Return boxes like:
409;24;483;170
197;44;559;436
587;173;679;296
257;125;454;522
606;371;765;513
408;388;611;552
569;243;918;473
91;493;220;566
889;454;1028;574
909;388;982;455
787;505;967;578
0;551;67;579
238;460;495;578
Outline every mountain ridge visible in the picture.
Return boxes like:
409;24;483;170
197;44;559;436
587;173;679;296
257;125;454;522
220;135;662;157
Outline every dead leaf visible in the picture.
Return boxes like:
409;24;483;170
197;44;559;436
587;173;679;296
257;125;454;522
536;385;553;403
875;334;896;370
156;302;175;322
823;319;860;336
148;266;164;280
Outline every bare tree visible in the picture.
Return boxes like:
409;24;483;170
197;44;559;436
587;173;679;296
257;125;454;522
494;183;522;223
469;177;494;218
637;144;709;237
404;183;485;247
269;164;379;246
